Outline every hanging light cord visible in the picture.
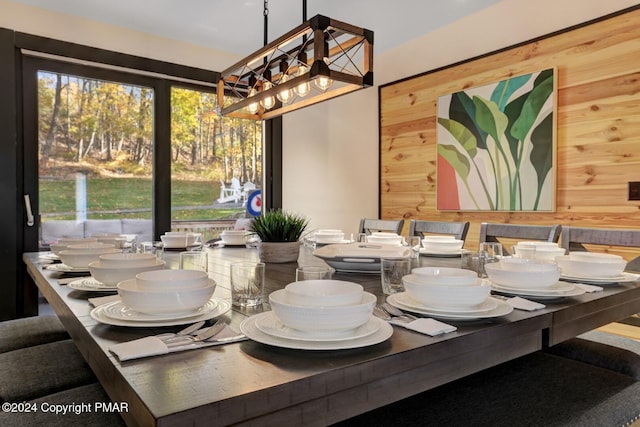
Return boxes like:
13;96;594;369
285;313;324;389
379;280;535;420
263;0;269;46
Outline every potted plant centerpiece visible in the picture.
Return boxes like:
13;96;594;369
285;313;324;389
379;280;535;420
249;209;309;263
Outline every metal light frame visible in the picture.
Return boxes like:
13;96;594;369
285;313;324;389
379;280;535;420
218;14;373;120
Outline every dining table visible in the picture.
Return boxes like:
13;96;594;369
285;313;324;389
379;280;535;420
23;244;640;426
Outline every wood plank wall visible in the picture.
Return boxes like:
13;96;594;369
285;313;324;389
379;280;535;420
380;7;640;255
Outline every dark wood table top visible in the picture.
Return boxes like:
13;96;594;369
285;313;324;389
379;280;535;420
23;246;640;426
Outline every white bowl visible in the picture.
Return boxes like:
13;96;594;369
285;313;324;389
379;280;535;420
93;235;128;248
532;247;566;262
89;260;165;286
402;279;491;309
220;230;247;245
315;229;345;244
366;233;403;245
423;235;455;241
160;232;202;248
269;289;375;334
408;268;480;286
484;260;560;288
97;253;159;268
421;239;464;251
58;246;121;268
555;255;626;278
568;252;624;262
284;280;363;307
135;269;209;290
50;238;98;255
117;278;215;314
517;241;560;248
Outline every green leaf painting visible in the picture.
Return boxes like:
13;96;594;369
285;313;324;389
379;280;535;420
436;69;555;211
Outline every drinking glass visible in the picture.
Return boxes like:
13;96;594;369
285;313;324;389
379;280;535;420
179;250;208;272
461;250;486;278
380;258;411;295
407;236;422;260
295;266;333;281
230;262;265;307
479;242;503;264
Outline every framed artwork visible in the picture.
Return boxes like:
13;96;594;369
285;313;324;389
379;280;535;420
436;68;556;211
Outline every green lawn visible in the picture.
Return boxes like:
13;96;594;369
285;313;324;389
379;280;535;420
40;177;243;220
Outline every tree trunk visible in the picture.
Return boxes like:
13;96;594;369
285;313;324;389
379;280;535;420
42;74;63;158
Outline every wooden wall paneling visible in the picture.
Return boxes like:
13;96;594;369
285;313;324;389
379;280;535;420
379;8;640;259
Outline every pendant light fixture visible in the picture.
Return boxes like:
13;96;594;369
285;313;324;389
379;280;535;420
218;0;374;120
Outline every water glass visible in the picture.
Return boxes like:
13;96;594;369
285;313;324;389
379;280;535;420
407;236;422;259
179;250;208;272
230;262;265;307
295;266;333;281
139;241;164;260
461;250;486;278
380;258;411;295
480;242;503;263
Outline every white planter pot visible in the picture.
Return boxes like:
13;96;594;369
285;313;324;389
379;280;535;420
258;241;301;263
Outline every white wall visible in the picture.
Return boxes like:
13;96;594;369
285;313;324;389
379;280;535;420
283;0;640;234
3;0;638;236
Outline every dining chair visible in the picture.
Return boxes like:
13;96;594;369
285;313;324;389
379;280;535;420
560;225;640;272
0;315;69;354
478;222;561;255
359;218;405;235
408;220;470;241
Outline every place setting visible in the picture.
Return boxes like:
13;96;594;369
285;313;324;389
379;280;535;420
90;269;230;327
303;229;353;247
45;241;121;275
556;251;639;285
212;229;251;247
384;266;514;321
418;235;468;258
240;279;393;350
159;231;203;251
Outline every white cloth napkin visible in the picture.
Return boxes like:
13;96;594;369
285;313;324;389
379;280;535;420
109;325;244;362
573;283;604;293
507;296;546;311
389;318;457;336
88;295;121;307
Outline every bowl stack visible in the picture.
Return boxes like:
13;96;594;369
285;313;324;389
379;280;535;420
555;252;626;278
58;243;120;268
314;229;345;244
512;241;566;262
117;269;215;315
220;230;248;245
485;258;561;289
160;232;202;249
421;236;464;253
88;253;165;286
268;280;375;334
366;232;403;246
50;238;98;256
402;267;490;309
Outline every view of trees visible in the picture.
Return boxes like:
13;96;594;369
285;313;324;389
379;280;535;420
37;71;262;220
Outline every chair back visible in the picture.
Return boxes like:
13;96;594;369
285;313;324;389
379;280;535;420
560;226;640;272
359;218;404;235
479;222;561;255
408;220;470;241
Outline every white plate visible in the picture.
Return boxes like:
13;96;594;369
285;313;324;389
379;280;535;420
40;253;60;261
101;298;219;322
491;283;585;299
67;277;117;292
560;272;639;285
387;294;513;320
489;281;575;295
392;292;498;314
90;298;231;327
254;312;380;342
419;248;468;258
44;263;90;274
241;313;393;350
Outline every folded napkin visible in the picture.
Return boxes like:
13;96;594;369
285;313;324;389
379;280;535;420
507;296;546;311
573;283;604;293
389;318;457;337
109;325;246;362
88;295;121;307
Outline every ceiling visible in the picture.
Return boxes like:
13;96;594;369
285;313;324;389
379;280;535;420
12;0;502;57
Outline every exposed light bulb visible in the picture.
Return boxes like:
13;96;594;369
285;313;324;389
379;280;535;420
293;64;310;97
276;74;293;104
247;88;259;114
313;75;333;91
260;81;275;110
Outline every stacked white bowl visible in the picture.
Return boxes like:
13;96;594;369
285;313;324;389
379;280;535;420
421;235;464;252
88;253;165;286
485;258;561;288
555;252;626;278
268;280;375;334
91;233;129;249
366;232;403;246
314;229;345;244
512;241;566;262
402;267;490;309
160;231;202;248
220;230;248;245
50;238;98;256
58;243;120;268
117;269;215;315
